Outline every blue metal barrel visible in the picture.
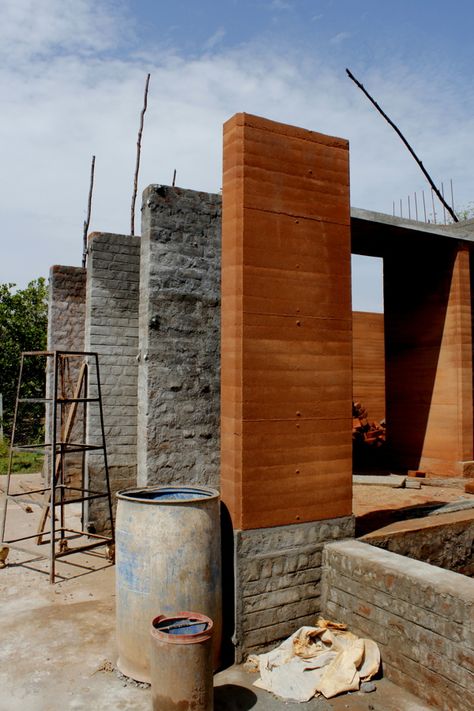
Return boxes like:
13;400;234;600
115;486;221;682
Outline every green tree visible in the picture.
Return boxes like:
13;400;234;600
457;202;474;221
0;279;48;442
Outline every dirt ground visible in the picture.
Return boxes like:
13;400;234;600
353;477;474;535
0;473;452;710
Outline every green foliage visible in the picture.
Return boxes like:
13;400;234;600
456;202;474;222
0;439;43;475
0;279;48;442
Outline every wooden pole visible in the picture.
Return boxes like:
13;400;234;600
82;155;95;268
346;68;459;223
131;73;151;236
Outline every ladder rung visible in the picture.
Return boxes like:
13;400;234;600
5;349;114;583
52;444;105;453
4;495;42;507
56;397;100;403
18;398;52;403
51;493;110;505
11;446;49;453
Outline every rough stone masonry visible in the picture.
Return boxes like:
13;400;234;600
137;185;221;489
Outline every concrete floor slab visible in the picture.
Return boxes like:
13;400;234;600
0;548;434;711
0;476;435;710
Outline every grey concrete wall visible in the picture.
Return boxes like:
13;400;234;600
85;232;140;531
45;265;87;487
322;540;474;711
233;516;355;662
47;266;87;353
138;185;221;488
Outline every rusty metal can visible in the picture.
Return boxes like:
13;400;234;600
150;612;213;711
115;485;221;682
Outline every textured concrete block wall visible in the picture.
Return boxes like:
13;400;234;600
45;265;87;487
47;266;87;352
352;311;385;422
322;540;474;711
85;232;140;530
138;186;221;488
234;516;355;661
221;113;353;530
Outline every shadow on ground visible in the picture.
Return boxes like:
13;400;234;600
214;684;258;710
355;500;451;536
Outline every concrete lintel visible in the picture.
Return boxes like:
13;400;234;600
351;207;474;244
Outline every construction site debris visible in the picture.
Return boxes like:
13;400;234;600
0;545;9;568
352;402;387;470
353;475;406;488
405;479;422;490
352;402;386;448
247;618;380;702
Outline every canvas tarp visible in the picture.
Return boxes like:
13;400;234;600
247;618;380;702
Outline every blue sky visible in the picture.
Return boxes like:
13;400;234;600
1;0;474;310
132;0;473;76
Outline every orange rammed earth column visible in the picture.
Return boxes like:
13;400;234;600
221;113;353;530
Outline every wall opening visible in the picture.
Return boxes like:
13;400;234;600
351;256;386;472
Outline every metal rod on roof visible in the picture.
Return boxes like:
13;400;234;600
431;189;437;223
450;179;455;214
408;195;411;220
400;198;403;218
172;169;177;187
392;200;395;217
422;190;427;222
441;182;447;223
346;68;459;222
414;192;418;221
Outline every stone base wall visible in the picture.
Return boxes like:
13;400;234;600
85;232;140;531
233;515;355;661
322;540;474;711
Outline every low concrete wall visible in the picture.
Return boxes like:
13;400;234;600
362;509;474;575
234;515;355;662
322;540;474;711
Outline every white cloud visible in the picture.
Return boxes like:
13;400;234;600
1;0;474;313
0;0;129;63
203;27;226;51
269;0;293;10
330;31;351;45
